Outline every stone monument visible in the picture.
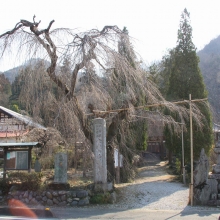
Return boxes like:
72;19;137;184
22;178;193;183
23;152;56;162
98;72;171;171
34;159;41;172
93;118;107;191
54;153;67;183
193;148;217;205
193;134;220;206
207;133;220;206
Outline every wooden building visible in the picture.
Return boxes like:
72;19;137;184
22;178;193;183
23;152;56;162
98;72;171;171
0;106;46;143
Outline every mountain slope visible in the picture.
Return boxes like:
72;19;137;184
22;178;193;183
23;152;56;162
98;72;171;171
198;35;220;123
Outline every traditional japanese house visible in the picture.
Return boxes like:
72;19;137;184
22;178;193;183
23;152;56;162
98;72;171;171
0;106;46;143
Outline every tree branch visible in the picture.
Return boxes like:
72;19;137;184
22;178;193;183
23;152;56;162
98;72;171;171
0;23;23;38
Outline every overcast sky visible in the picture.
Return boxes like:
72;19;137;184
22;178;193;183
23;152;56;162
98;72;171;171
0;0;220;71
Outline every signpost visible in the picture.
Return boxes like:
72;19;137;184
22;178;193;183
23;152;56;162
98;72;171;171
6;151;28;169
0;142;39;179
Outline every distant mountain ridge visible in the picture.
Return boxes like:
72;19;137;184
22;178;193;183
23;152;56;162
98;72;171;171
199;36;220;55
198;35;220;123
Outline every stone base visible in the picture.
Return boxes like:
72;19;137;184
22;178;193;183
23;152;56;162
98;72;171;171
94;182;113;192
94;183;108;192
207;199;217;206
107;182;113;191
48;182;70;190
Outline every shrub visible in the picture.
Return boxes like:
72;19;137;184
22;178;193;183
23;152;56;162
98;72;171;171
39;156;54;169
0;179;11;194
0;172;43;192
90;192;111;204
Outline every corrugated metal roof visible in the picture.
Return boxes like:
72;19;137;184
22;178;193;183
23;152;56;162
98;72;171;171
0;106;46;130
0;142;39;147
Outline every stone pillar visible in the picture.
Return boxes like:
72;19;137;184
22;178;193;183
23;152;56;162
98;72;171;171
93;118;107;191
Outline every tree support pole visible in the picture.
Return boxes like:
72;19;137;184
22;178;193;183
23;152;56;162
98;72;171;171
189;94;193;206
181;123;186;185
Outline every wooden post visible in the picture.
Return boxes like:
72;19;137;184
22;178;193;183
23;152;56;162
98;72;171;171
3;147;7;180
116;147;120;184
28;147;32;173
83;143;86;178
189;94;193;206
181;123;186;185
74;143;77;173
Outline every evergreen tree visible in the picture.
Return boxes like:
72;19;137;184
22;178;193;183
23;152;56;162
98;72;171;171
10;74;23;108
160;49;176;96
147;48;176;97
0;74;11;107
165;8;213;163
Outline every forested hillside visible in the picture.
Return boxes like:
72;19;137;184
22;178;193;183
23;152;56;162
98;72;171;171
3;66;22;83
198;35;220;123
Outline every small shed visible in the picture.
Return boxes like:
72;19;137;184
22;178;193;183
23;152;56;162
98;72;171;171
0;142;40;178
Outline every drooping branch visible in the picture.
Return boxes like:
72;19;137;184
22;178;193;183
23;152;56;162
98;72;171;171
67;37;97;99
0;16;204;138
0;23;23;38
0;17;128;135
89;25;121;38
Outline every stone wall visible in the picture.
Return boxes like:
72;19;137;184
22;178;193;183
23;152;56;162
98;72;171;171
5;189;90;206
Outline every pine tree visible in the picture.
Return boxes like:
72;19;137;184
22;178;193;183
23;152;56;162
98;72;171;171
165;8;213;163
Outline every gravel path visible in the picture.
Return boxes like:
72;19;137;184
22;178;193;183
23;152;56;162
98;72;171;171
112;160;189;210
104;158;220;212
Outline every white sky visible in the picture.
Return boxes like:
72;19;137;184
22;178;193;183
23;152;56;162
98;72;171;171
0;0;220;71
